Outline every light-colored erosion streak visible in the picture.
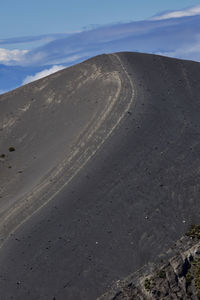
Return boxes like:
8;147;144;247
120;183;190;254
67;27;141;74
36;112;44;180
0;54;135;248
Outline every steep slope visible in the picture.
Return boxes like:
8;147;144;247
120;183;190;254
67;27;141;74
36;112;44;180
0;53;133;245
0;52;200;300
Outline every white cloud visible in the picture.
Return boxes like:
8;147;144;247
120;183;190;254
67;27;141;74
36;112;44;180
0;89;7;94
45;54;84;66
22;65;65;85
156;40;200;61
152;5;200;20
0;48;28;63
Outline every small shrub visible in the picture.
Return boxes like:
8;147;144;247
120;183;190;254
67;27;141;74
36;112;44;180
157;269;166;279
192;258;200;297
0;154;5;158
186;225;200;239
144;278;151;290
9;146;15;152
144;277;155;291
185;271;193;286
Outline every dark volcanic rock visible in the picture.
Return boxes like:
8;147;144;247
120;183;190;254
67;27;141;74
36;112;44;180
98;236;200;300
0;52;200;299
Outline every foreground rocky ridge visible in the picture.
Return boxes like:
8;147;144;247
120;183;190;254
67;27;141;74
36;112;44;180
99;228;200;300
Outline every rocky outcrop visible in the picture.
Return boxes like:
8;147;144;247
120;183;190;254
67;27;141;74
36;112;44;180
99;230;200;300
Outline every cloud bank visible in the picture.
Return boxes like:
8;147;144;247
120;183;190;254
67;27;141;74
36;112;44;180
0;48;28;63
152;5;200;20
22;65;65;85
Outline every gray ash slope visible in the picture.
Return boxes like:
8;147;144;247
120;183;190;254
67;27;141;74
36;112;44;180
0;52;200;299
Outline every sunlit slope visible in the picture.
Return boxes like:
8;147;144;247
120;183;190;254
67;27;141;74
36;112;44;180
0;53;133;243
0;52;200;300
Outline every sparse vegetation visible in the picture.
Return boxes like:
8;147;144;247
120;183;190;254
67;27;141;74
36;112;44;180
185;271;193;286
192;258;200;297
157;269;166;279
186;224;200;239
0;154;5;158
8;146;15;152
144;278;151;290
144;277;155;291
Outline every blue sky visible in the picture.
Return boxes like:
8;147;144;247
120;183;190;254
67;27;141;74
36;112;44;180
1;0;200;38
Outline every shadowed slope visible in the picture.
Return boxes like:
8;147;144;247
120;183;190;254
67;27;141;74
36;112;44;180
0;52;200;299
